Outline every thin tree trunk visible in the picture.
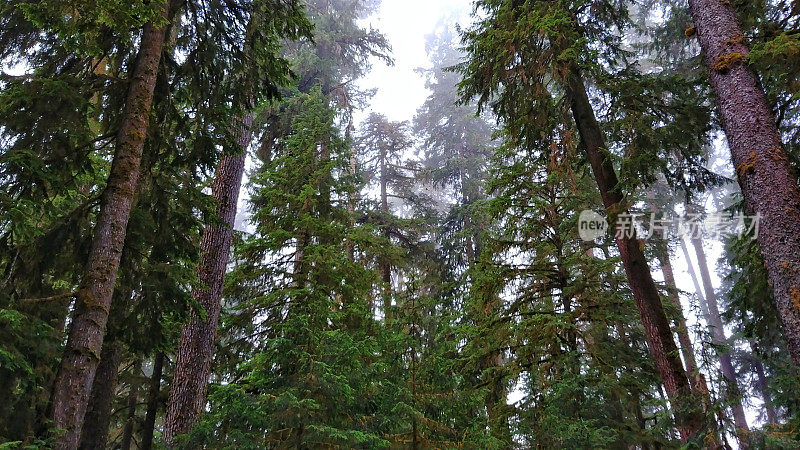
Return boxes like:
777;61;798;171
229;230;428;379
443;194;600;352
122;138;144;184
120;361;141;450
380;145;392;320
680;239;711;319
78;341;123;450
563;69;703;441
458;147;510;443
345;122;357;263
49;2;172;447
688;0;800;368
656;244;711;398
691;237;749;437
748;342;778;424
141;352;165;450
164;114;254;445
682;238;741;440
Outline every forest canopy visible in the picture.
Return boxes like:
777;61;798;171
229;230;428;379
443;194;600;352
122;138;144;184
1;0;800;448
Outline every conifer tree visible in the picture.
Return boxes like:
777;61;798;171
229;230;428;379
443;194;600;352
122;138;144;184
164;1;311;442
6;0;800;447
49;2;175;446
457;0;714;441
687;0;800;368
413;27;510;443
357;113;416;319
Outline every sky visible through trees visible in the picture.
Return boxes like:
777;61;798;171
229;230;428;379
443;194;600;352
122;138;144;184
2;0;800;448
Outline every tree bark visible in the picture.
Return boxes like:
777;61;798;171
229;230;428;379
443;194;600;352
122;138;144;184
49;2;172;447
688;0;800;368
141;352;165;450
564;70;703;442
690;237;749;438
164;113;254;445
77;341;123;450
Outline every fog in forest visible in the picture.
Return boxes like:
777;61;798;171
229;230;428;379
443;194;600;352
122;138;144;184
2;0;800;448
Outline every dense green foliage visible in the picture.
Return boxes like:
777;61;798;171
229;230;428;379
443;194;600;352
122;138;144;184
1;0;800;448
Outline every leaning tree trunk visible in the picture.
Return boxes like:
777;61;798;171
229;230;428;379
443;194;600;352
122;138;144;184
688;0;800;368
49;2;172;447
691;236;749;439
563;70;703;442
748;342;778;424
679;239;711;319
77;340;123;450
655;243;711;400
163;113;254;445
141;352;165;450
78;276;136;449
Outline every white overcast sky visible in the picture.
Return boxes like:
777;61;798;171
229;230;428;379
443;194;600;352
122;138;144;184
356;0;472;122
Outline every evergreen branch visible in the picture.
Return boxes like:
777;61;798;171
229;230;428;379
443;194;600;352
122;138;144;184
18;291;76;305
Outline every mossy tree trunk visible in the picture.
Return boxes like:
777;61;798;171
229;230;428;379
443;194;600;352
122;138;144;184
48;2;172;447
688;0;800;369
564;69;704;442
77;340;123;450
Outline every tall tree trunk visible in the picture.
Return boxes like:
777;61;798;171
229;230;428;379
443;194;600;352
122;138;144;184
164;114;254;445
682;238;742;439
680;239;711;319
690;237;749;437
655;244;711;399
141;352;165;450
748;343;778;425
120;361;141;450
49;2;172;447
688;0;800;368
656;243;724;447
345;122;357;263
77;340;123;450
78;270;136;449
470;264;509;442
563;70;703;442
380;145;392;320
